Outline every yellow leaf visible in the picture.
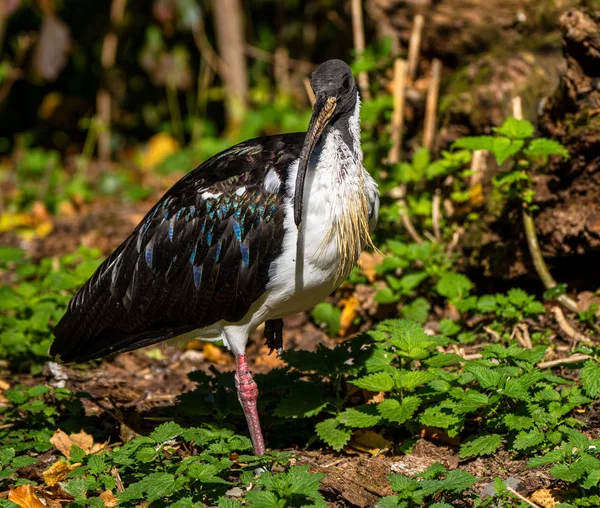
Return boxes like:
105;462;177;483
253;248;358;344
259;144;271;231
348;429;391;456
99;490;118;508
39;92;63;119
469;183;484;206
141;133;180;170
202;343;232;364
50;429;105;459
339;297;360;337
43;460;73;486
8;485;46;508
359;251;384;283
0;212;29;232
530;489;559;508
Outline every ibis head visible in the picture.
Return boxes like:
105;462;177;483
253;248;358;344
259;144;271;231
294;60;358;227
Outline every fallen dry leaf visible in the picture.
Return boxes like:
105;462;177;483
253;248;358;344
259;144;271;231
358;251;384;283
202;343;232;364
141;132;180;170
8;485;46;508
0;378;9;390
99;490;118;508
348;429;392;456
254;345;285;369
50;429;105;459
43;460;73;486
339;296;361;336
530;488;559;508
420;426;461;446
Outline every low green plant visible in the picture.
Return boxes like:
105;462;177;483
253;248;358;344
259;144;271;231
377;462;479;507
0;246;103;371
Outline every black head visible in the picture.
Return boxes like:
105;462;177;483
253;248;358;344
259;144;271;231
293;60;358;228
310;59;358;120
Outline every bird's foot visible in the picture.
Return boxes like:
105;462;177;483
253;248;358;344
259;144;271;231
235;354;266;456
264;319;283;355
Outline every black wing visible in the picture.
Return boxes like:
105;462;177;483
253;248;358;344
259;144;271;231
51;134;304;362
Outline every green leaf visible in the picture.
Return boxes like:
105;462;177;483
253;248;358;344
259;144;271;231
338;405;381;428
504;414;534;431
454;391;489;414
0;247;25;263
459;434;501;458
492;138;524;165
10;456;37;469
69;445;86;463
287;465;326;498
582;361;600;398
476;295;497;313
513;429;545;450
438;319;461;337
311;302;341;337
543;283;567;300
315;419;351;452
0;448;16;466
550;463;581;483
274;387;329;419
452;136;496;152
419;407;460;429
375;287;400;304
439;469;478;492
352;372;395;392
378;396;422;424
465;365;501;389
245;490;285;508
435;273;473;300
493;477;506;494
142;472;177;504
395;370;437;390
150;421;183;443
400;297;431;323
493;118;534;139
524;138;569;159
388;474;418;493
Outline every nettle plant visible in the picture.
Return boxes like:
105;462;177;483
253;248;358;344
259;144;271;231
0;246;103;372
373;240;546;342
452;117;569;205
275;319;600;464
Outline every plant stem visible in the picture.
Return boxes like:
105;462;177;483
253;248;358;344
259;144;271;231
512;96;580;314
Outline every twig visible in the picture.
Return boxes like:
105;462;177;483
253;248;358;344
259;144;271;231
406;14;424;81
351;0;371;99
97;0;127;166
388;58;407;164
274;46;290;91
245;44;315;74
423;59;442;150
303;77;315;105
469;150;487;188
398;185;424;244
506;486;541;508
511;96;581;314
522;209;580;313
552;306;592;344
192;16;223;76
432;188;442;239
513;324;532;349
483;326;500;342
537;353;591;369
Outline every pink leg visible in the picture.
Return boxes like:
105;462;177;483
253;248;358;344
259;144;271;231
234;354;266;456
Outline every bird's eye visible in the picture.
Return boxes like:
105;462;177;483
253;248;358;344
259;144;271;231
342;76;350;89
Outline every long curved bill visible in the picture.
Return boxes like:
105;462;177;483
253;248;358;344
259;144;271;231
294;96;337;228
